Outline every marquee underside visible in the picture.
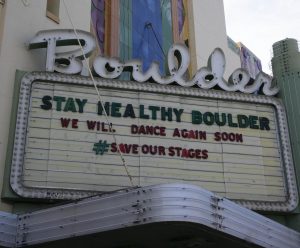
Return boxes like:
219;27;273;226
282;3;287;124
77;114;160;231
1;184;299;248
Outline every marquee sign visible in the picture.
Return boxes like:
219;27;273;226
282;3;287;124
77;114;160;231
9;30;298;212
10;72;298;212
28;29;279;95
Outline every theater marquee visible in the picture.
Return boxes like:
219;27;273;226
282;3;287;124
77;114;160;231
8;29;298;211
10;72;298;212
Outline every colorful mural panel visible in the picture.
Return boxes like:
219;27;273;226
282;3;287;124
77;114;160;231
92;0;177;75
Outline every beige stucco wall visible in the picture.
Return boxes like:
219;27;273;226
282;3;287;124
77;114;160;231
0;0;91;212
190;0;241;79
0;1;5;51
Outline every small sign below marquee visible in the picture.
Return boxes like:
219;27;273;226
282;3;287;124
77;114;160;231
10;72;298;212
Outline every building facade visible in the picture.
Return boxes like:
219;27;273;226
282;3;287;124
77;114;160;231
0;1;299;247
269;38;300;231
0;0;91;213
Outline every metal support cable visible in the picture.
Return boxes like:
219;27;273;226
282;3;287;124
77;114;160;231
62;0;134;187
145;22;166;58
